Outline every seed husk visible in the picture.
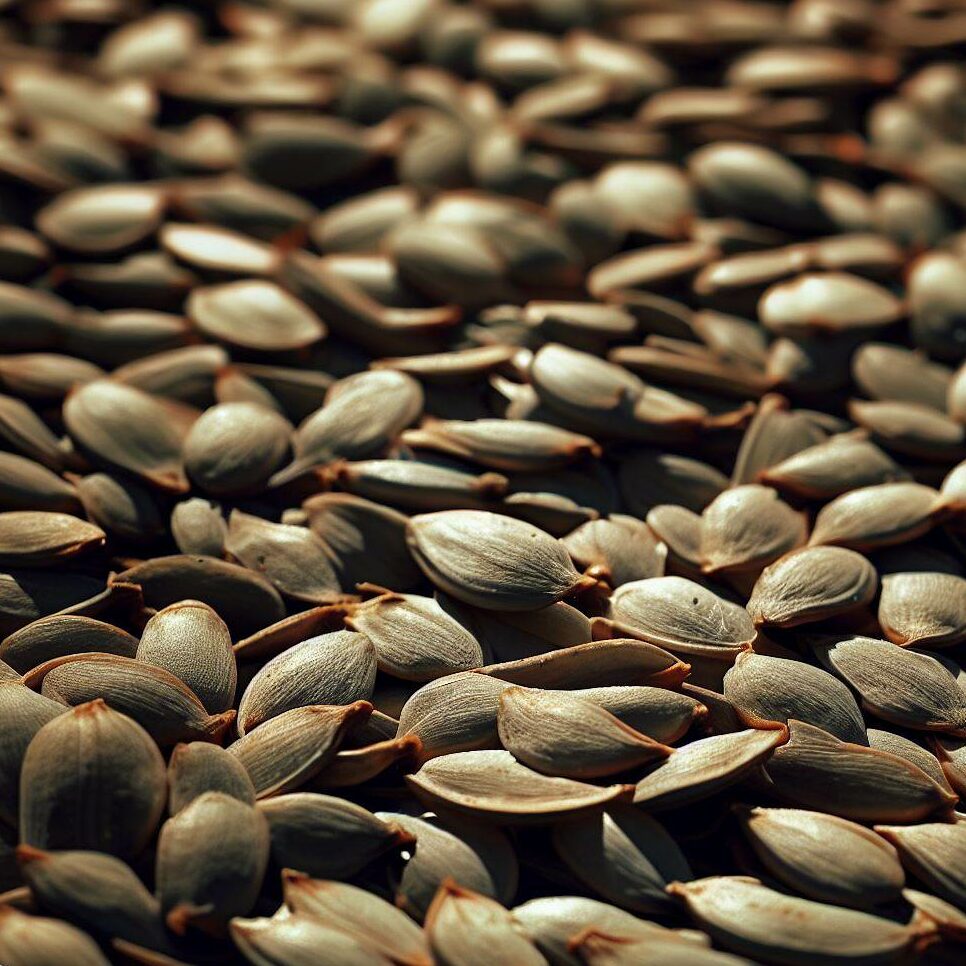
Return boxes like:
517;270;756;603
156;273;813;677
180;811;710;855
633;727;787;810
237;630;376;735
569;930;753;966
157;791;269;937
20;699;166;858
0;614;138;674
747;546;878;629
0;511;105;567
228;701;372;798
258;792;411;880
901;888;966;943
497;686;672;779
232;605;354;663
32;653;234;747
699;485;807;576
0;904;110;966
849;399;966;463
169;498;226;558
16;845;171;952
117;555;286;638
553;806;692;914
168;741;257;815
608;576;756;660
426;880;549;966
0;452;79;514
562;516;666;588
817;636;966;735
63;380;198;494
407;749;633;824
137;600;237;715
407;510;592;611
734;806;905;908
667;876;927;966
75;472;165;543
874;824;966;912
618;449;728;516
867;730;953;792
723;650;868;743
764;720;958;823
309;733;421;789
477;639;689;691
878;572;966;649
346;592;483;681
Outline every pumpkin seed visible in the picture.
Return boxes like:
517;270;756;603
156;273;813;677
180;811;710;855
0;512;104;567
167;741;256;815
562;516;666;588
0;904;110;966
878;572;966;649
0;614;137;674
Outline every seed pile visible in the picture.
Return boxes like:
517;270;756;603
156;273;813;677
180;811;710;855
0;0;965;964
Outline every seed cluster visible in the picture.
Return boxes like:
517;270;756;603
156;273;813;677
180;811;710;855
0;1;964;964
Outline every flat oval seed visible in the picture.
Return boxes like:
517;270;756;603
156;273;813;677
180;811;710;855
157;791;269;937
237;630;376;735
818;636;966;735
633;728;787;810
735;807;905;908
407;749;633;824
0;904;110;966
377;811;517;920
553;806;692;914
184;404;293;497
809;483;939;551
867;730;953;791
75;473;165;542
228;701;372;798
0;614;137;674
0;453;78;514
608;577;756;660
747;547;878;628
258;793;411;879
187;280;326;351
20;700;166;858
618;449;728;515
668;876;925;965
497;687;671;779
724;651;868;743
170;498;226;558
574;686;706;743
231;913;395;965
346;593;483;681
764;720;957;823
902;888;966;943
562;516;666;588
282;873;432;966
117;555;285;638
878;572;966;649
0;512;104;567
64;381;197;493
699;486;807;575
407;510;591;611
225;511;345;606
853;343;952;411
16;846;171;952
874;824;966;911
401;419;600;472
849;399;966;463
168;742;256;815
571;931;752;966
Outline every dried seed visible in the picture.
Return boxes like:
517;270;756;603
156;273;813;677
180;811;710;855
699;486;807;576
747;546;878;629
63;381;197;493
618;449;728;516
157;791;269;937
0;614;137;674
407;510;591;611
553;806;691;914
724;650;867;742
0;904;110;966
764;720;957;822
117;555;286;638
573;686;705;744
33;653;234;747
407;749;632;824
497;687;671;779
0;354;103;402
817;636;966;735
258;792;411;879
75;473;165;542
228;701;372;798
633;727;787;810
183;404;293;497
0;452;79;514
875;824;966;911
232;605;353;664
426;880;548;966
20;700;166;858
645;505;703;576
849;399;966;463
169;498;226;557
562;516;666;588
760;433;906;500
160;223;279;277
570;930;752;965
608;576;756;660
137;600;236;715
0;511;104;567
867;730;953;791
167;742;256;815
237;630;375;735
372;344;517;384
902;888;966;943
309;733;420;788
878;572;966;649
668;876;926;966
734;806;905;908
346;592;483;681
853;343;952;411
16;845;171;952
